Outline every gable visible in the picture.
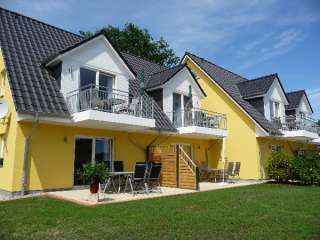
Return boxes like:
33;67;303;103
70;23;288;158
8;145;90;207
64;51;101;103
163;67;205;99
59;36;134;95
265;78;288;104
182;53;278;135
298;94;313;114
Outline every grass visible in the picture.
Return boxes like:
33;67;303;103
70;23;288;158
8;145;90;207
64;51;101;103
0;184;319;240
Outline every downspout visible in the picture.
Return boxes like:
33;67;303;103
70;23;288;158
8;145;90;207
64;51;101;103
21;113;39;196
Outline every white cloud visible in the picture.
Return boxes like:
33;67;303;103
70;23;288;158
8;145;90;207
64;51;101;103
236;28;305;69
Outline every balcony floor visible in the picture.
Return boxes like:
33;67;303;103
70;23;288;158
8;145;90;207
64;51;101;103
177;126;228;139
71;110;156;131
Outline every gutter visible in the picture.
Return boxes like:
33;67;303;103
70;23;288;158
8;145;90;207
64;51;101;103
21;113;39;196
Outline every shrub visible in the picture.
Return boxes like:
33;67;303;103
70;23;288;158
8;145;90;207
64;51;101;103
291;152;320;185
77;162;109;184
267;151;293;183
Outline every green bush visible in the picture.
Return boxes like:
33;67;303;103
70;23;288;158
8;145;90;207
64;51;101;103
77;162;109;184
291;152;320;185
267;151;293;183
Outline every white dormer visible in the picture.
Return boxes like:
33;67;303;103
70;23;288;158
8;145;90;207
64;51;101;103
162;67;205;118
57;35;134;97
263;78;288;121
45;34;155;130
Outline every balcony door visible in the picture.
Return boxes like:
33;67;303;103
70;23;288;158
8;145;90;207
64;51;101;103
173;93;182;127
73;137;113;185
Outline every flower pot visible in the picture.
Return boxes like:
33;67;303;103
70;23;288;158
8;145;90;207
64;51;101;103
90;182;99;194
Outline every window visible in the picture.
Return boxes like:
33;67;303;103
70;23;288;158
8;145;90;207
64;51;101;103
173;93;182;127
74;137;113;184
271;144;282;153
95;138;112;167
299;112;306;119
270;101;280;119
0;137;4;168
184;95;192;109
80;67;114;90
274;102;280;118
99;72;113;92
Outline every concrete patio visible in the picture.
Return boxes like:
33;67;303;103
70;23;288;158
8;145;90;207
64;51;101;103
45;180;268;206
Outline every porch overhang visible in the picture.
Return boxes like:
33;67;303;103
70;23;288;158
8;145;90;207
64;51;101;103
279;130;319;141
71;110;156;131
177;126;228;139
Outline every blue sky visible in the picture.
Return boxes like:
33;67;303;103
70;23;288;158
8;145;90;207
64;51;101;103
1;0;320;118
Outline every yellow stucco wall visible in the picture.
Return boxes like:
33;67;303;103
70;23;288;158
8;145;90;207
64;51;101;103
186;57;261;179
0;49;20;192
9;122;222;192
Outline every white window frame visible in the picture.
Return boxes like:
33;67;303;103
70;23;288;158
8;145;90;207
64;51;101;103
78;66;115;90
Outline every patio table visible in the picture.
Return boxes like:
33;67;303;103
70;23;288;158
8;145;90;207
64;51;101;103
103;171;134;194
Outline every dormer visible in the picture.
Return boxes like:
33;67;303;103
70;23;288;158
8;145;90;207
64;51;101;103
45;33;135;97
238;74;289;121
145;65;206;120
44;33;156;130
286;90;313;118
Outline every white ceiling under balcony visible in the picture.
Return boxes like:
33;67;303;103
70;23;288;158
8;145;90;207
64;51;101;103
177;126;228;139
279;130;319;142
71;110;156;131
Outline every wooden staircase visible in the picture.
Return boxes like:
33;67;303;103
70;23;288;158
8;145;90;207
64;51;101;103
149;145;199;190
177;146;199;190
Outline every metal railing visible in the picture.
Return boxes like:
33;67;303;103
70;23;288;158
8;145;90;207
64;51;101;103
166;108;227;129
272;115;320;134
66;84;154;119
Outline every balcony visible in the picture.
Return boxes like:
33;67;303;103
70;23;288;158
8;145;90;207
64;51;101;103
167;108;228;139
66;85;156;130
272;116;320;141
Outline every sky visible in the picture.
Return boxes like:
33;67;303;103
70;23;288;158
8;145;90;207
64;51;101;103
1;0;320;118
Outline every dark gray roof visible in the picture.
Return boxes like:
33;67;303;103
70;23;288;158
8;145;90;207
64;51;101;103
286;90;313;113
146;64;184;89
0;7;176;131
0;7;82;116
237;74;277;98
121;52;167;82
184;52;280;134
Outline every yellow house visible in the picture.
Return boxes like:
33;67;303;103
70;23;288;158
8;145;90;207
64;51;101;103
0;7;319;197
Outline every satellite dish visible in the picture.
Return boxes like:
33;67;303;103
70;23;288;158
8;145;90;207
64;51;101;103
0;99;8;119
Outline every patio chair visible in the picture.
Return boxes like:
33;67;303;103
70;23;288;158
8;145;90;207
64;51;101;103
227;161;241;183
147;162;162;193
113;161;124;172
226;162;234;177
233;162;241;178
125;162;149;195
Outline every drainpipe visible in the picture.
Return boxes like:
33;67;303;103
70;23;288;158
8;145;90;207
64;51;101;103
21;113;39;196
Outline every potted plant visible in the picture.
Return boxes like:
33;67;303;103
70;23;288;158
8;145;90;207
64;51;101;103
77;162;109;194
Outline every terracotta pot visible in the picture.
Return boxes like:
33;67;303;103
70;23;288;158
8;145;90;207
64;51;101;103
90;182;99;194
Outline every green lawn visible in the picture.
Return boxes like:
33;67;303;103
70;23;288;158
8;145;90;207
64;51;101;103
0;184;319;240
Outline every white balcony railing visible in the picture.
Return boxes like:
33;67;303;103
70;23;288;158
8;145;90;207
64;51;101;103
66;84;154;119
166;108;227;130
272;115;320;135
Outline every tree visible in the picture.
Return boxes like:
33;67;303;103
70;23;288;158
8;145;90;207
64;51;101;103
79;23;180;67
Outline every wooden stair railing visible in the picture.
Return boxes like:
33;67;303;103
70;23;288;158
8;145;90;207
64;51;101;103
178;146;200;190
